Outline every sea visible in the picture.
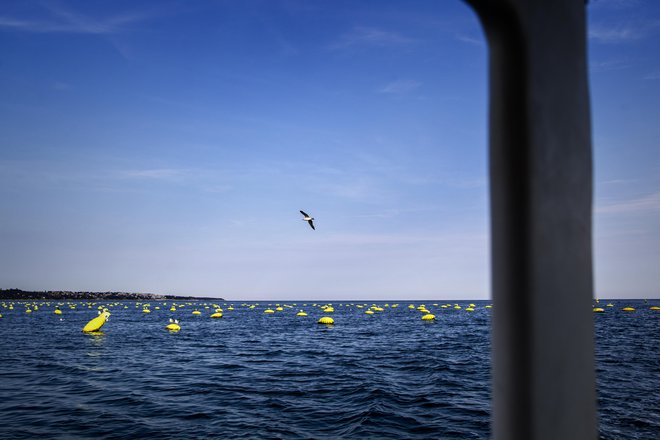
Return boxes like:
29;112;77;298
0;299;657;439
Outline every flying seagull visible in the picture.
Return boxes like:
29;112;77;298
300;210;315;230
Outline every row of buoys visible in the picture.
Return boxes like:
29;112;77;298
592;305;660;312
3;300;657;330
5;300;658;314
4;300;493;309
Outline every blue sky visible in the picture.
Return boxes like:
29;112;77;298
1;0;658;300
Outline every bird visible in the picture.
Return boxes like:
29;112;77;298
300;210;315;230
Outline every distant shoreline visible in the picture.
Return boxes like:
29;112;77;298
0;289;223;301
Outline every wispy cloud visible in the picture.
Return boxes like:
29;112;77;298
379;79;421;94
0;4;155;34
117;168;232;193
455;33;484;46
52;81;72;91
643;70;660;80
589;20;660;43
330;27;416;50
598;178;639;185
596;192;660;214
312;177;385;202
292;231;488;249
589;0;640;10
589;25;642;42
120;168;191;180
590;59;630;73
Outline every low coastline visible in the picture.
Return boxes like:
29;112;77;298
0;288;223;301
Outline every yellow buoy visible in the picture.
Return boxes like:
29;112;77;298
276;307;284;311
606;303;614;307
296;311;307;316
323;307;334;313
650;306;660;311
54;309;62;315
465;307;475;312
264;309;275;314
192;310;201;315
318;317;334;325
593;307;605;312
421;314;436;321
26;309;32;314
622;307;635;312
210;312;223;318
165;319;180;331
83;310;110;332
365;310;374;315
143;309;151;313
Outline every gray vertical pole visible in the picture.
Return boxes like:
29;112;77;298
464;1;597;439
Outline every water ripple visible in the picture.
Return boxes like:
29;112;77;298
0;300;657;438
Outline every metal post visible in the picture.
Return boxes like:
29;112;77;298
464;1;597;438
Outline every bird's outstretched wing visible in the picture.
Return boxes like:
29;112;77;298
308;220;315;230
300;210;309;217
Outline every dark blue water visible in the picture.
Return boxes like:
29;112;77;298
0;300;657;439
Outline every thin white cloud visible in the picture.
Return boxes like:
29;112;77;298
313;177;384;202
596;192;660;214
120;168;190;180
589;25;641;42
0;17;39;30
589;0;640;10
590;59;630;73
330;27;416;50
643;71;660;80
455;33;485;46
52;81;72;91
589;20;660;43
598;178;639;185
0;4;156;34
117;168;232;194
379;79;421;94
